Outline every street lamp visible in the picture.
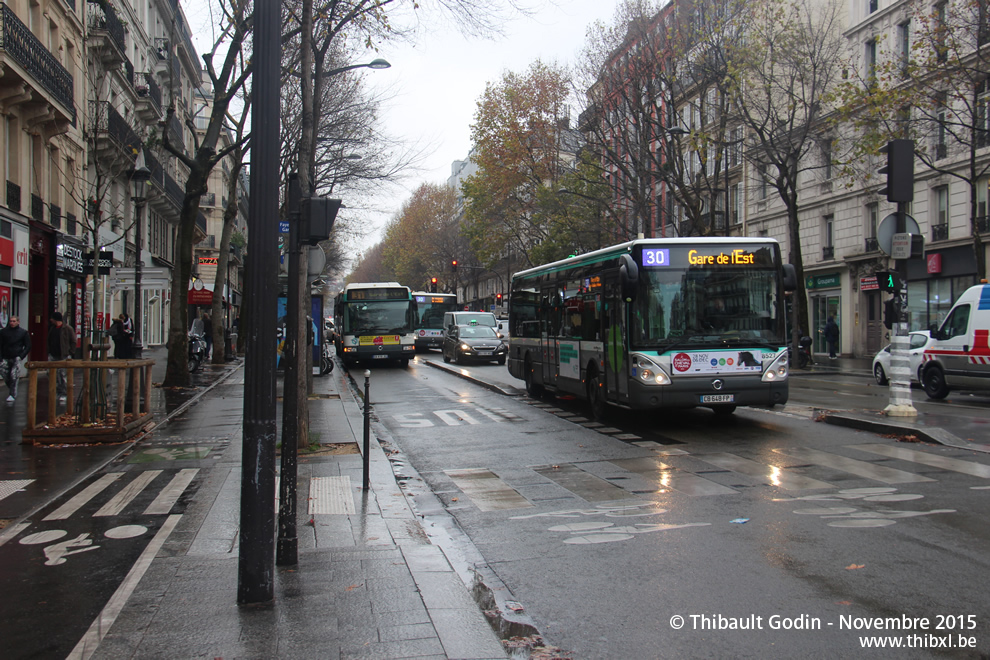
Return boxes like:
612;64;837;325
130;154;152;357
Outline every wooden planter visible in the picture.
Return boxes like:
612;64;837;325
21;358;155;445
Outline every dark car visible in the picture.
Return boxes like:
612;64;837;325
442;324;507;365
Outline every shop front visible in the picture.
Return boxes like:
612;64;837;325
805;271;842;357
55;237;87;354
905;245;978;332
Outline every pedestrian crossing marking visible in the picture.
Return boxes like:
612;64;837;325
699;453;834;490
95;471;162;517
144;469;199;515
309;476;355;514
43;472;124;521
852;444;990;478
773;447;935;484
610;458;738;496
0;479;33;503
445;468;533;511
534;464;638;502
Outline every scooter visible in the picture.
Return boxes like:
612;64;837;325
320;334;335;375
791;335;814;368
188;332;207;373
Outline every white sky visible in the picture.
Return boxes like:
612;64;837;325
185;0;623;260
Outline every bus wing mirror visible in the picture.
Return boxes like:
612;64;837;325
782;264;797;292
619;254;639;303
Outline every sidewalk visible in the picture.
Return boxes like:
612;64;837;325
85;363;509;660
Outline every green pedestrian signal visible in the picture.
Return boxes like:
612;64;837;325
875;271;902;293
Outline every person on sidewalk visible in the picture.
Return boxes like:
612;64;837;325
47;312;76;402
110;315;131;359
202;313;213;360
824;315;839;360
0;316;31;402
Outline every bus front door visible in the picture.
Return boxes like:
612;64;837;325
602;293;629;404
541;290;559;389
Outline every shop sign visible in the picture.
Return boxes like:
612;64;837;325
860;276;879;291
56;243;85;276
13;224;29;281
805;272;841;290
927;253;942;274
0;236;13;268
83;251;114;276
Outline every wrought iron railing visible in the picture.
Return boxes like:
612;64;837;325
865;236;879;252
932;223;949;241
165;173;184;210
86;0;126;55
88;101;142;154
123;56;135;89
200;192;216;206
136;73;162;114
822;245;834;260
0;5;75;117
6;181;21;213
168;113;183;147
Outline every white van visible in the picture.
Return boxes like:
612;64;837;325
920;283;990;399
443;311;505;338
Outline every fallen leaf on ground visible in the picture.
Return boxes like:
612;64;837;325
845;564;865;570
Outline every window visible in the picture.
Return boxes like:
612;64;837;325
898;21;910;74
821;140;833;179
978;177;989;218
865;39;877;81
977;80;990;148
867;203;879;238
757;163;768;200
868;0;878;13
935;93;948;159
935;185;949;225
935;1;947;62
730;184;740;224
824;214;834;247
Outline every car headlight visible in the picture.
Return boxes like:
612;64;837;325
460;343;471;352
762;351;789;382
632;356;670;385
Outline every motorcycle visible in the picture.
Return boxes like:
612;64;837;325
320;333;335;375
188;332;207;373
790;335;814;368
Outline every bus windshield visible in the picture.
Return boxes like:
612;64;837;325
413;295;458;331
342;301;413;335
630;266;784;349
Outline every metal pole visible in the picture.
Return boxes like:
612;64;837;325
277;175;301;567
238;0;280;606
133;201;143;357
362;369;371;491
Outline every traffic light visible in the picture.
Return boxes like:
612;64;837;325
496;293;503;304
300;196;342;245
430;277;438;293
451;259;458;272
875;271;902;293
878;139;914;203
883;298;901;329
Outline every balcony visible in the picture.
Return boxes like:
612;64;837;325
86;0;127;66
932;223;948;241
6;181;21;214
0;4;76;128
200;192;216;207
88;101;142;160
165;173;184;211
865;236;879;252
134;73;163;122
822;245;835;260
167;113;184;151
197;234;217;248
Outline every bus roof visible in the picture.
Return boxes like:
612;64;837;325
342;282;403;290
511;237;782;281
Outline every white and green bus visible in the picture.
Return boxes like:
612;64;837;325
333;283;417;367
507;238;797;417
411;292;458;351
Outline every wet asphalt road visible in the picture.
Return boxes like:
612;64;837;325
353;353;990;658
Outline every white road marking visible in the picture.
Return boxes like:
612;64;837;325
67;514;181;660
852;444;990;479
774;447;934;484
0;479;34;502
144;469;199;515
434;409;481;426
43;473;124;521
94;471;162;517
701;453;834;490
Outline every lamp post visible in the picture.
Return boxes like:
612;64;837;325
130;156;151;357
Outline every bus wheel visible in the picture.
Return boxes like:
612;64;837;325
524;356;544;398
712;405;736;416
587;367;606;421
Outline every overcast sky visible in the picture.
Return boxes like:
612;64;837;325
186;0;622;261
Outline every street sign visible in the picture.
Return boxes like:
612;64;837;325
877;213;920;255
891;233;924;259
279;220;290;233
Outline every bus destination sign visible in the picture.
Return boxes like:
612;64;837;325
642;246;764;268
347;287;408;301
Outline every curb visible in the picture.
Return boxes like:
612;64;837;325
822;410;990;455
421;359;524;397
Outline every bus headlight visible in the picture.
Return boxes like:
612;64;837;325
761;351;789;382
633;356;670;386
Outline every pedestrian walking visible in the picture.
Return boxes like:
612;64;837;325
202;313;213;359
0;316;31;402
47;312;76;402
824;315;839;360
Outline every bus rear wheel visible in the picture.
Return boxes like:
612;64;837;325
587;367;606;421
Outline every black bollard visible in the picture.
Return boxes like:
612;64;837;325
362;369;371;491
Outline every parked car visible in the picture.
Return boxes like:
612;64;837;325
872;330;934;386
442;323;507;365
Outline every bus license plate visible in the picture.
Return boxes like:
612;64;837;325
701;394;734;404
372;354;389;359
477;351;493;356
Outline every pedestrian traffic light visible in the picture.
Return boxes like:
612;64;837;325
878;139;914;203
875;271;902;293
451;259;458;272
883;298;901;329
430;277;438;293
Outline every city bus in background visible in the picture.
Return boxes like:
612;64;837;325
333;282;417;367
411;292;458;352
507;238;797;419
